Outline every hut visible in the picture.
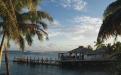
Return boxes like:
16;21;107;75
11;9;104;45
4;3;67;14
94;48;110;59
68;46;94;60
58;46;111;61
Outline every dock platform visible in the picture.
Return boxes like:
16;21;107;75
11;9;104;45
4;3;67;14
13;56;113;67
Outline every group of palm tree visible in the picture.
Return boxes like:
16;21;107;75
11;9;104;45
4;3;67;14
0;0;53;75
96;0;121;75
1;0;121;75
102;42;121;75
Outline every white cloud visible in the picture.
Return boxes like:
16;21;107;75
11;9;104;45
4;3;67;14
65;16;102;40
47;43;57;48
52;20;60;25
50;0;56;2
60;0;87;11
43;0;87;11
71;16;102;25
48;32;60;37
47;16;102;40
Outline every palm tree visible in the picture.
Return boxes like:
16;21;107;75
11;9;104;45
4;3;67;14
94;39;105;49
0;0;53;74
0;0;40;74
0;0;19;66
107;42;121;75
15;11;53;50
113;41;121;51
103;43;114;58
86;45;93;50
0;0;53;66
97;0;121;41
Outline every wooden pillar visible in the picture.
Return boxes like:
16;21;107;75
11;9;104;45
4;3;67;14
14;56;15;59
38;57;39;61
30;57;31;63
42;57;43;65
75;53;77;59
79;53;81;59
58;53;60;60
38;57;39;64
34;57;35;63
27;57;28;64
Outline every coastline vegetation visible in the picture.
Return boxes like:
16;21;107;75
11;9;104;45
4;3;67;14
0;0;121;75
96;0;121;75
0;0;53;75
95;41;121;75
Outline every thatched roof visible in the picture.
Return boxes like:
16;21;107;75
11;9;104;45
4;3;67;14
94;48;106;53
68;47;95;54
68;47;106;54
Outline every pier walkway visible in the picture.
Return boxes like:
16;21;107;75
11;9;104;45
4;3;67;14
13;56;60;66
13;56;113;67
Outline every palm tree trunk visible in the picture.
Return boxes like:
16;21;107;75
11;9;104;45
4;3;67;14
5;46;10;75
0;31;6;66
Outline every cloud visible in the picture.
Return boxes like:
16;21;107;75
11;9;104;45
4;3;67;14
52;20;60;25
60;0;87;11
48;32;60;37
71;16;102;25
65;16;102;40
47;16;102;40
47;43;57;48
50;0;56;2
43;0;87;11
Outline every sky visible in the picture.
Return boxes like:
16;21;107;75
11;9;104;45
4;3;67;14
6;0;120;51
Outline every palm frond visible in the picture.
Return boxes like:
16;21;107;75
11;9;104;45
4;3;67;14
98;7;121;41
37;11;53;23
11;0;41;13
18;23;48;41
39;21;48;30
0;0;20;44
36;31;43;40
19;35;25;52
103;0;121;20
25;33;33;46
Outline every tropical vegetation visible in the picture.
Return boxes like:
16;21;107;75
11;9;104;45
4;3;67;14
97;0;121;41
86;45;93;50
94;39;105;49
0;0;53;67
103;41;121;75
97;0;121;75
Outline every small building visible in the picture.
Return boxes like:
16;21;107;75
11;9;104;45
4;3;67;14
58;46;111;61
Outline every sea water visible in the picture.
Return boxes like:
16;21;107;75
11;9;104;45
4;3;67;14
0;51;112;75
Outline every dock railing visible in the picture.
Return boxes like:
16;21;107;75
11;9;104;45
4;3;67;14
13;56;60;66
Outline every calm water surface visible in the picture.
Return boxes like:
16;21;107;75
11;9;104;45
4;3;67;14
0;51;112;75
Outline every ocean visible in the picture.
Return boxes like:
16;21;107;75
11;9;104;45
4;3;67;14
0;51;112;75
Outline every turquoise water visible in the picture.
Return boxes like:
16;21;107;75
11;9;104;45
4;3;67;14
0;51;112;75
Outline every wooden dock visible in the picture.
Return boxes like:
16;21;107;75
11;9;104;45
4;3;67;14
13;56;60;66
13;56;113;67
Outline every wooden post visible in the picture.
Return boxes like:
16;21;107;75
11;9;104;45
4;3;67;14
58;53;60;60
67;58;68;66
46;58;48;65
27;57;28;64
34;57;35;63
13;56;15;62
30;57;31;63
38;57;39;65
14;56;15;59
42;57;43;65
